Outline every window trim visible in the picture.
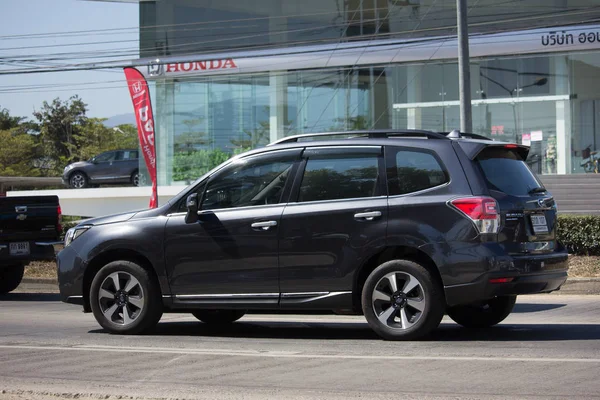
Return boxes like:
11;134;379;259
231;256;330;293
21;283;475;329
290;147;386;203
385;145;450;197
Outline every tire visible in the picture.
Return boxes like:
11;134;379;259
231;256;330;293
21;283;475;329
362;259;445;341
69;171;88;189
447;295;517;328
192;310;246;325
0;264;25;294
131;171;140;187
89;261;163;334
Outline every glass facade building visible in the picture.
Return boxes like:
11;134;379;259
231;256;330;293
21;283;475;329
136;0;600;186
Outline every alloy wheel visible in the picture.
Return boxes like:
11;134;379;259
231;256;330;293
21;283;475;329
71;173;86;189
371;271;426;330
98;271;145;326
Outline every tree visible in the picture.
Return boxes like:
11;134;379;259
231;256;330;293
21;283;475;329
72;119;139;162
0;129;39;176
33;96;88;171
0;107;25;131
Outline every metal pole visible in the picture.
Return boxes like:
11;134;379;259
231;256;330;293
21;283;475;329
457;0;472;133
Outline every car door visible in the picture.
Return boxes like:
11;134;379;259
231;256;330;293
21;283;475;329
278;146;388;309
90;151;118;182
112;150;137;183
164;148;301;307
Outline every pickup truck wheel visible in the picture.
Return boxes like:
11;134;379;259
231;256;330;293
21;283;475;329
362;260;445;341
0;264;25;294
192;310;245;324
69;172;88;189
447;295;517;328
90;261;163;334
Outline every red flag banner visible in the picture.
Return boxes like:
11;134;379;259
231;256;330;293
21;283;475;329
124;67;158;208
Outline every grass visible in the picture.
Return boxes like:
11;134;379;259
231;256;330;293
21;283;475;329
23;255;600;280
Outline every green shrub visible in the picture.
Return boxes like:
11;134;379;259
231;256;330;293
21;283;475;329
557;215;600;255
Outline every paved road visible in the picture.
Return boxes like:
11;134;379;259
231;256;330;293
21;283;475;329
1;289;600;400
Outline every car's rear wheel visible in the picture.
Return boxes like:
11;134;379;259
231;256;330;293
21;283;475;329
131;171;140;187
90;261;163;334
362;259;445;340
69;172;88;189
447;295;517;328
0;264;25;294
191;310;246;325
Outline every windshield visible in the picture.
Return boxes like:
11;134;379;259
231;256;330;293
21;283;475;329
476;147;544;196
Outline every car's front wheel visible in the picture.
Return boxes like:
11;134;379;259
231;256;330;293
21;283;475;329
0;264;25;294
192;310;246;325
69;172;88;189
90;261;163;334
362;259;445;340
447;295;517;328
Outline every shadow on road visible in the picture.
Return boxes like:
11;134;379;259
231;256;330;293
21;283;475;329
0;292;60;302
89;318;600;342
513;303;566;313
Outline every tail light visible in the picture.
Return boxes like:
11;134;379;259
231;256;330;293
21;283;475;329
57;204;63;234
449;197;500;234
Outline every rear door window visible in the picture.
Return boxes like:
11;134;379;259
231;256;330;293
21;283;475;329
476;147;543;196
298;154;380;202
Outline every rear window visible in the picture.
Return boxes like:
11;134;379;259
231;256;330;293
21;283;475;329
476;148;543;196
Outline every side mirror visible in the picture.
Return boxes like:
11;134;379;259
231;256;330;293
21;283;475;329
184;193;199;224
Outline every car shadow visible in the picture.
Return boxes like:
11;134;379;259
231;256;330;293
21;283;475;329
87;303;599;341
0;292;60;302
512;303;566;313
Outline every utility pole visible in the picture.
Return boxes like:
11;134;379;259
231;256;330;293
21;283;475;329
457;0;472;133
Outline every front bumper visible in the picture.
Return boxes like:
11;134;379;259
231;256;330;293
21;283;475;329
56;244;86;306
444;250;569;306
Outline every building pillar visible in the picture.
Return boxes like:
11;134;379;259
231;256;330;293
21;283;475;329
406;65;422;129
553;56;572;175
269;72;287;143
155;80;174;185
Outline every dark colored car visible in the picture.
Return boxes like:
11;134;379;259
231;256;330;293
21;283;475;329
62;149;140;189
56;130;568;340
1;195;61;294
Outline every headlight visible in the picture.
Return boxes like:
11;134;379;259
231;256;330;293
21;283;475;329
64;225;91;247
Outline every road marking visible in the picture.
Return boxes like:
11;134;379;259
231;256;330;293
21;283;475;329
1;344;600;363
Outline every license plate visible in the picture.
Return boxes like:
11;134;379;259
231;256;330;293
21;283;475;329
530;214;549;234
9;242;30;256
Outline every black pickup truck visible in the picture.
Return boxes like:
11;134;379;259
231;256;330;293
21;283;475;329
0;195;62;294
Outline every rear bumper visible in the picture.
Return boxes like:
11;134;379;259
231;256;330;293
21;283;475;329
0;241;60;265
444;249;569;306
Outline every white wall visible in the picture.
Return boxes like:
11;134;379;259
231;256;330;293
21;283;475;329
6;186;187;217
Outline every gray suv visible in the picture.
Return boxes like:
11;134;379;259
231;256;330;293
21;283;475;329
57;130;568;340
62;149;140;189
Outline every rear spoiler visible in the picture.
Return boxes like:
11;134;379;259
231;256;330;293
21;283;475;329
454;140;530;160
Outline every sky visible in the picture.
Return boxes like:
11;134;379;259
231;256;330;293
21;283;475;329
0;0;139;121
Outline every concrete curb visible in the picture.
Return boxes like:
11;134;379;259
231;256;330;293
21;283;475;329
19;277;600;295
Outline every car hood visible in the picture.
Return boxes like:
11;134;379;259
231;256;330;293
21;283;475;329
78;211;138;227
66;161;91;169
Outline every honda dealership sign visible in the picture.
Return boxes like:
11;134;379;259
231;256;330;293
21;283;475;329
144;24;600;79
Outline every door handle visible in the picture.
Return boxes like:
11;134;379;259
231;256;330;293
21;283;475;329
251;220;278;230
354;211;382;221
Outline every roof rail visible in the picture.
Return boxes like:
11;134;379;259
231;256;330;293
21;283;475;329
446;129;492;141
268;129;449;146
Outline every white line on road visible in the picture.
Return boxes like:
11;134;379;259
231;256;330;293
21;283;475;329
1;343;600;363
